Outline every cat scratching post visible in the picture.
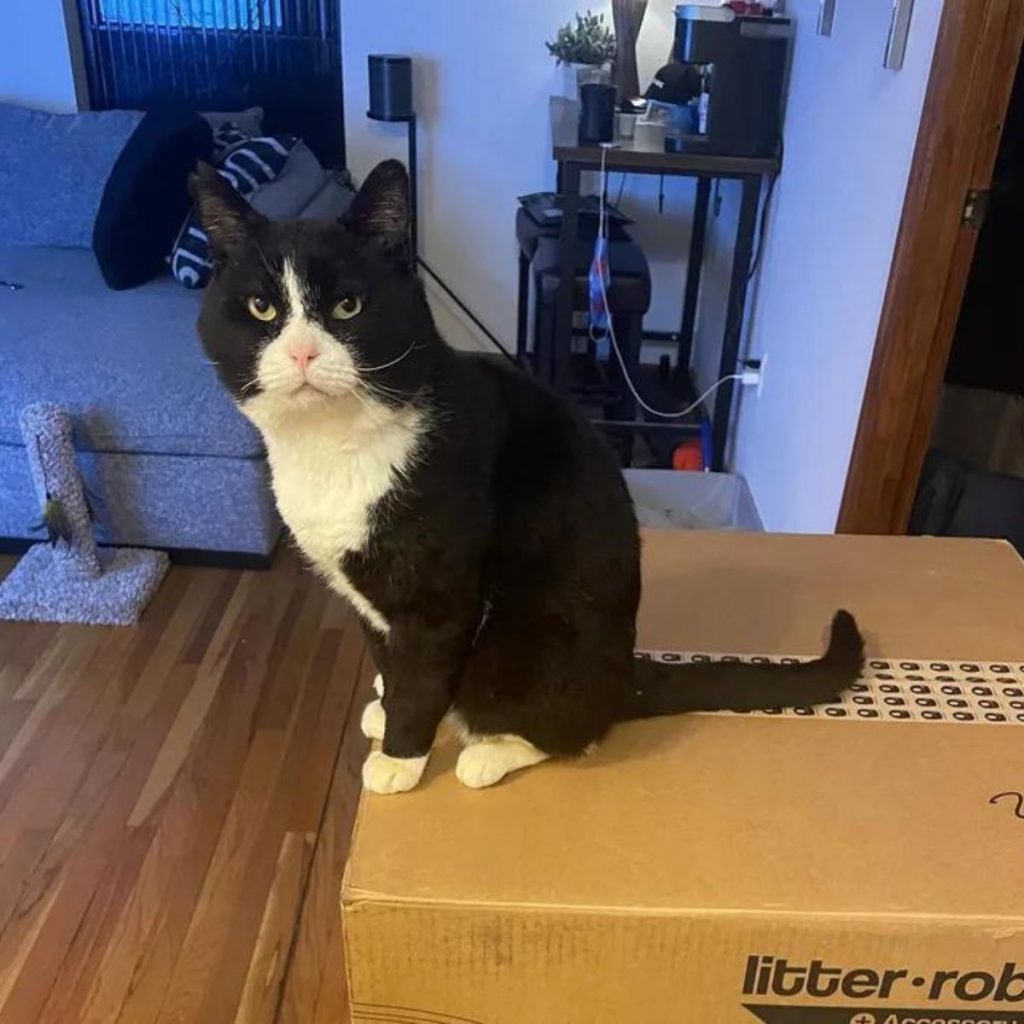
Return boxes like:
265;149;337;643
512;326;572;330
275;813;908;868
0;403;169;626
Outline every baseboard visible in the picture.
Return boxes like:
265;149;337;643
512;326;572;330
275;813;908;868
165;547;274;570
0;537;275;572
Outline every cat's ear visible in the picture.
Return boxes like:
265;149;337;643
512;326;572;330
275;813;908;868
189;162;266;259
343;160;410;255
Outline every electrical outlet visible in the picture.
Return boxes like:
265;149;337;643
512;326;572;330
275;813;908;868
740;354;767;395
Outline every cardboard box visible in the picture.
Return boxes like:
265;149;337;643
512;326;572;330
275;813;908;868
343;533;1024;1024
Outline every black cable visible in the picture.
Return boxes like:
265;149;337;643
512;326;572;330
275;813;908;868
416;257;519;366
747;169;779;282
747;138;785;281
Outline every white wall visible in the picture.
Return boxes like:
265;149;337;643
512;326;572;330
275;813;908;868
342;0;694;351
342;1;943;535
0;1;79;112
723;0;943;533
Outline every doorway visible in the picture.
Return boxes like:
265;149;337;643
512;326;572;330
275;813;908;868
907;50;1024;555
839;0;1024;537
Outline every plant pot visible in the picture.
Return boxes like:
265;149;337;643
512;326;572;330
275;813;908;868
560;62;613;100
576;63;613;94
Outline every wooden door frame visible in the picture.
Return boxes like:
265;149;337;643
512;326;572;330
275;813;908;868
838;0;1024;535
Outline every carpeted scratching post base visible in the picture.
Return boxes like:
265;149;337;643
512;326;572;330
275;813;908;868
0;403;169;626
0;545;169;626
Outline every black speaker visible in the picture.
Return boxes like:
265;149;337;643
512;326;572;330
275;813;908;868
368;54;414;122
579;83;616;145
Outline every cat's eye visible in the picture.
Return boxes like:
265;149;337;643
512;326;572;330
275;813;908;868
247;296;278;322
331;294;363;320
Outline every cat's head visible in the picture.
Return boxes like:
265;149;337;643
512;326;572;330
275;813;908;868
191;159;435;426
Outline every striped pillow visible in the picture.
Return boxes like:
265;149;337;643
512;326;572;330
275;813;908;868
211;120;249;158
169;127;298;288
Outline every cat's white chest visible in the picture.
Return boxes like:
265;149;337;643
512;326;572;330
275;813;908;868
260;404;422;634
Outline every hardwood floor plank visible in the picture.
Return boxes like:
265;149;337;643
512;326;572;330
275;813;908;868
127;575;251;827
0;850;109;1023
10;629;76;702
0;702;33;764
0;572;227;1021
0;624;61;700
233;830;316;1024
195;624;348;1024
288;653;375;1024
74;579;307;1024
0;828;54;962
148;580;303;1024
35;827;156;1024
0;628;128;845
0;630;101;803
0;648;199;1022
155;729;287;1024
0;557;368;1024
112;674;294;1021
0;876;63;1015
252;581;323;734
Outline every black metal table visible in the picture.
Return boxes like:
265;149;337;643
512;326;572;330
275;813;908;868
549;122;780;470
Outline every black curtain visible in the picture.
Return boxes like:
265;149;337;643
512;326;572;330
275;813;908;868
74;0;345;167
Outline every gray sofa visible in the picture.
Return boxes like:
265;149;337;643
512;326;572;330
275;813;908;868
0;244;279;560
0;104;349;563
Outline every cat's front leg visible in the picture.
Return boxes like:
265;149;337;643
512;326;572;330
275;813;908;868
361;622;466;796
359;673;387;741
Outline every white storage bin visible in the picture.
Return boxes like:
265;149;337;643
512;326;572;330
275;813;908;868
623;469;763;531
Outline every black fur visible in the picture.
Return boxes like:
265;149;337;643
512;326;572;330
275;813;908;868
192;159;864;764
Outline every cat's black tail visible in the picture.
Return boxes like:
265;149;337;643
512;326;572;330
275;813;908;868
621;610;864;721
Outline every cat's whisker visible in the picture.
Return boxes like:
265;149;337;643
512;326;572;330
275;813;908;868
358;341;420;374
252;237;277;280
361;377;406;395
345;386;394;428
362;383;408;406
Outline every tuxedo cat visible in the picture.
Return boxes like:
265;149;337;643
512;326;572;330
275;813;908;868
191;159;863;795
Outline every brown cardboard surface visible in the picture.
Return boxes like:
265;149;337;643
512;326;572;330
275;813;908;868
343;533;1024;1024
635;532;1023;658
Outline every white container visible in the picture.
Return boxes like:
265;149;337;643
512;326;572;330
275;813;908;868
634;118;667;151
623;470;763;531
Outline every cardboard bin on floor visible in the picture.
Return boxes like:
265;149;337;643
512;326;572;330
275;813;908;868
342;533;1024;1024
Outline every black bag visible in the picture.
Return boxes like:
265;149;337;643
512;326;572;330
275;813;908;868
911;449;1024;556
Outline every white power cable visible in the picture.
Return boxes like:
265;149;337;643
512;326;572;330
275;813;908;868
592;144;742;420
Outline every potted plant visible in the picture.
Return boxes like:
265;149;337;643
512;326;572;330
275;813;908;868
546;10;617;97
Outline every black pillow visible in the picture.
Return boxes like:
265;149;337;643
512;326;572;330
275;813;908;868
93;108;213;290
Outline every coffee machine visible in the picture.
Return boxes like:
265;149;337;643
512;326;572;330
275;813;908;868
669;4;793;158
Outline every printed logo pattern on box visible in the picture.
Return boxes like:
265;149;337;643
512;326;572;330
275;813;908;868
636;654;1024;724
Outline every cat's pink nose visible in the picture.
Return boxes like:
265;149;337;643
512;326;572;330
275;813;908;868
287;342;319;373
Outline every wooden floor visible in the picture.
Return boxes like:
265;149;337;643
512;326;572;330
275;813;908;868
0;552;370;1024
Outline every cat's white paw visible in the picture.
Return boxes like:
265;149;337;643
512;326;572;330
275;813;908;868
360;698;386;741
455;737;549;790
373;673;384;698
362;751;427;795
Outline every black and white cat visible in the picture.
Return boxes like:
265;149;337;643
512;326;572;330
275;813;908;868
191;159;863;795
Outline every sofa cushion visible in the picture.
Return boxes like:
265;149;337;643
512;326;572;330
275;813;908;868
93;108;214;290
0;245;262;459
169;132;298;288
0;444;279;555
298;173;355;220
201;106;264;139
0;104;144;248
249;142;330;220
